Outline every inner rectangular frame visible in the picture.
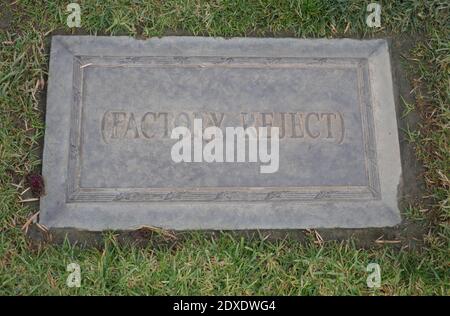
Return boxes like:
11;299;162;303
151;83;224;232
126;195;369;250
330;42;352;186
66;55;380;203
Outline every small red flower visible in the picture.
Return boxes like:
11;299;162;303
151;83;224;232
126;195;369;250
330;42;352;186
26;173;45;197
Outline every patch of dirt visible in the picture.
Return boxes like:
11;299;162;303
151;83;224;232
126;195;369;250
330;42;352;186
389;35;428;207
0;2;12;30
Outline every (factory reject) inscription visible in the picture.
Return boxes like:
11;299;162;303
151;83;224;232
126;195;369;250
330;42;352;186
100;111;345;143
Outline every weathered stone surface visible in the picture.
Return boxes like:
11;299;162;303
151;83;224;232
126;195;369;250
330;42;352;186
40;36;402;230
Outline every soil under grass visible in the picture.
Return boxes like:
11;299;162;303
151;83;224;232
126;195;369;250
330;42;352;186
0;0;448;295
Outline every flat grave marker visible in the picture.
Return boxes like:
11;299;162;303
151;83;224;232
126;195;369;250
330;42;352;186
40;36;402;230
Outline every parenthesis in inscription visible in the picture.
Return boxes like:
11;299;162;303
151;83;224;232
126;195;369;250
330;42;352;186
101;111;110;144
337;112;345;144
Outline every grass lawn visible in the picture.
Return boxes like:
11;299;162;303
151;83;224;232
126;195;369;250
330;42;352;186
0;0;448;295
